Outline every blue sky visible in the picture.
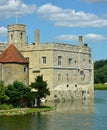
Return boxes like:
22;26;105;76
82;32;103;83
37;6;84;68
0;0;107;61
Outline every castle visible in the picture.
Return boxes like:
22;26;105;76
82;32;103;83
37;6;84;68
0;24;94;101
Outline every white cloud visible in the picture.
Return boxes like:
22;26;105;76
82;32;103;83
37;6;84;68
54;34;107;43
55;35;78;41
0;0;36;18
84;34;107;42
0;26;7;36
37;3;107;28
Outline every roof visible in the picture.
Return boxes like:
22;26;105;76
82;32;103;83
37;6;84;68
0;44;28;64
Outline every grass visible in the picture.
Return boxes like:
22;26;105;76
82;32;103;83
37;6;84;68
94;84;107;90
0;106;54;116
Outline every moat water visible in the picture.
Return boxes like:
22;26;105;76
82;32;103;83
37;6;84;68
0;91;107;130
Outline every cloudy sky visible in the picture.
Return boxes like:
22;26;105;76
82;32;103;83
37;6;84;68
0;0;107;61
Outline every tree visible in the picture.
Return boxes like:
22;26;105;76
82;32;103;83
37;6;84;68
6;81;31;107
30;75;50;107
94;59;107;84
0;81;9;104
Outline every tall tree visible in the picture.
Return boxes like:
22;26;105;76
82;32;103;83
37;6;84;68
30;75;50;107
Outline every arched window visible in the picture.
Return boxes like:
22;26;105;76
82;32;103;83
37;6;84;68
68;58;72;65
58;56;62;65
11;34;13;40
20;32;23;39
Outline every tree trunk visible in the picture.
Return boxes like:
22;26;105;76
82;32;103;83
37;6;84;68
37;98;41;108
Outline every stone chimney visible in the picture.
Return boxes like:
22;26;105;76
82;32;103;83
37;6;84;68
79;36;83;48
34;29;40;45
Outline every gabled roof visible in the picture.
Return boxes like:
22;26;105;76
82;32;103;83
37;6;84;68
0;44;28;63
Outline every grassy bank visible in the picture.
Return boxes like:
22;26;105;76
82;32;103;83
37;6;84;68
0;106;54;116
94;84;107;90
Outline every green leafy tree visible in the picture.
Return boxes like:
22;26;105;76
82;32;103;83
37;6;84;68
6;81;31;107
0;81;9;104
30;75;50;107
94;59;107;84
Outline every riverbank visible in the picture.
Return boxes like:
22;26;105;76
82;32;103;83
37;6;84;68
94;84;107;90
0;106;54;116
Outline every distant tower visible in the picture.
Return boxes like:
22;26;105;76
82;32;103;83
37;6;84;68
34;29;40;45
79;36;83;48
8;24;26;47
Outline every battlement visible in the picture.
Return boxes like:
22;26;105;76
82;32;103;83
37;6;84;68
8;24;26;31
25;42;91;54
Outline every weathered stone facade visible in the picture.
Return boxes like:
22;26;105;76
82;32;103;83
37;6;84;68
0;63;28;85
0;24;94;101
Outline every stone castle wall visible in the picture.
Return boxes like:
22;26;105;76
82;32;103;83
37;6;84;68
0;24;94;101
1;63;29;85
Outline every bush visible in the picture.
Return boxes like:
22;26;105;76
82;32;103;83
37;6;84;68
0;104;13;110
94;84;107;90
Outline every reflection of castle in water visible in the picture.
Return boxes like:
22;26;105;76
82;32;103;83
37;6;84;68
42;100;94;130
45;99;94;114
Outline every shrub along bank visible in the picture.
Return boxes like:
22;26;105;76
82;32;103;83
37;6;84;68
0;75;50;110
94;84;107;90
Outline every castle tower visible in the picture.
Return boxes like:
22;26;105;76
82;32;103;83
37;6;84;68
8;24;26;47
34;29;40;45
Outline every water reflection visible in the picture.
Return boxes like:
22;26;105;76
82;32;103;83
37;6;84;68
1;91;107;130
40;99;95;130
0;99;95;130
45;99;94;114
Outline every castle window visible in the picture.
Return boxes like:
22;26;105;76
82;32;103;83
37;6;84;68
89;59;91;63
11;34;13;40
66;74;69;81
80;71;84;75
89;54;91;58
58;56;62;65
20;32;23;39
74;60;77;64
58;74;61;81
42;57;46;64
68;58;72;65
80;71;85;80
24;65;27;72
25;57;29;61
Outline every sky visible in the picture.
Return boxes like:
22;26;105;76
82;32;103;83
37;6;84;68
0;0;107;61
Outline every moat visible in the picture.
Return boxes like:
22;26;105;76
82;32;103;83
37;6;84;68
0;91;107;130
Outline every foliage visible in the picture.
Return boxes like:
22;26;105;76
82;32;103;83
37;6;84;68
0;81;9;104
0;76;50;109
30;75;50;107
94;84;107;90
6;81;32;107
0;104;13;110
94;59;107;84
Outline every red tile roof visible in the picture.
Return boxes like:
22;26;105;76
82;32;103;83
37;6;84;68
0;44;28;63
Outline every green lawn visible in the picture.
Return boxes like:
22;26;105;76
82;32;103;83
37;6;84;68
94;84;107;90
0;106;54;116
